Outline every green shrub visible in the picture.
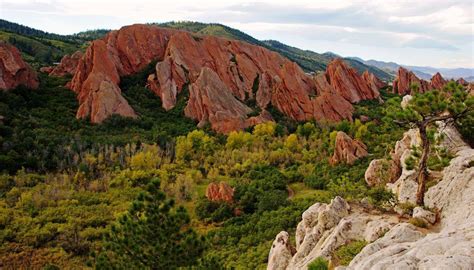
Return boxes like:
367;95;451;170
304;174;328;190
308;257;329;270
408;217;428;228
334;240;367;266
367;187;394;207
398;202;416;215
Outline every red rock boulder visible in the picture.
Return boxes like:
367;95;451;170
205;182;234;203
0;42;39;90
329;131;368;165
49;51;83;77
392;67;431;95
430;72;447;90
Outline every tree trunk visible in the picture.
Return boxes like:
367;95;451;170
416;124;430;206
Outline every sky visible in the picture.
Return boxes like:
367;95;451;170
1;0;473;68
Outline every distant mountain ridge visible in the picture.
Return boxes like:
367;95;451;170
350;57;474;81
0;19;392;81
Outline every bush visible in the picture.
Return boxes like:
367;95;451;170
304;174;328;190
367;187;394;207
334;240;367;266
308;257;329;270
408;217;428;228
195;198;234;222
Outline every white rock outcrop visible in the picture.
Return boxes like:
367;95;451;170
345;139;474;269
412;207;436;224
267;197;399;270
269;123;474;269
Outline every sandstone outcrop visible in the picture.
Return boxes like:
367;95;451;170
267;197;399;270
344;146;474;270
205;182;234;203
392;67;431;95
362;70;386;102
456;77;468;86
0;41;39;90
325;59;381;103
49;51;83;77
69;24;383;132
430;72;447;90
329;131;368;165
269;124;474;270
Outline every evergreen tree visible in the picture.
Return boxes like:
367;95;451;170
96;178;205;269
386;81;473;205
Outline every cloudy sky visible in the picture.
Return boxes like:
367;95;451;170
1;0;473;68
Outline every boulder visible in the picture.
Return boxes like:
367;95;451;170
400;94;413;109
49;51;83;77
392;67;431;95
205;182;234;203
0;41;39;90
329;131;368;165
39;66;54;73
430;72;447;90
325;59;380;103
364;159;401;187
412;207;436;224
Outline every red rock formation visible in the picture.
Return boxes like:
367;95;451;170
329;131;368;165
362;70;386;100
325;59;380;103
392;67;431;95
0;42;38;90
430;72;447;90
39;66;54;73
456;78;468;86
70;24;382;131
205;182;234;203
49;51;83;77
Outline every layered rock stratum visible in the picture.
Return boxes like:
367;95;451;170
0;41;39;90
68;24;385;132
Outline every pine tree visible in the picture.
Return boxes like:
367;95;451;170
386;81;473;205
96;178;205;269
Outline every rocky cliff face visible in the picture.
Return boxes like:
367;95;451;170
345;147;474;270
325;59;381;103
430;72;447;90
69;24;385;132
48;51;83;77
0;42;39;90
267;197;399;270
392;67;431;95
